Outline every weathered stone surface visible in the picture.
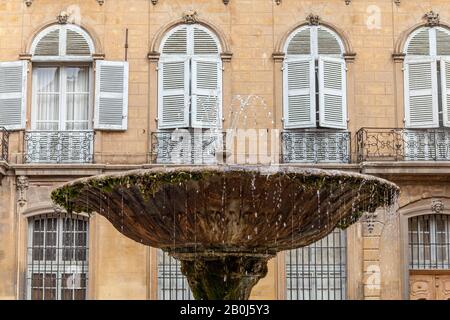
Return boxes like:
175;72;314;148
52;165;398;299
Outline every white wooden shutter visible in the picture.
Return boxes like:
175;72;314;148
158;57;190;129
318;56;347;129
191;57;222;128
0;61;27;130
94;60;128;130
441;58;450;127
283;57;316;129
404;58;438;128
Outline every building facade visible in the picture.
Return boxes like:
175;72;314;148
0;0;450;300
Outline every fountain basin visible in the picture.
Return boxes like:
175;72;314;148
51;165;399;299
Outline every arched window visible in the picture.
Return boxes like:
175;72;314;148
26;214;89;300
403;26;450;128
283;25;347;130
31;24;95;61
158;24;222;129
30;25;96;133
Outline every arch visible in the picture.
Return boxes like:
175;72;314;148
399;197;450;218
27;22;102;57
394;22;450;56
275;21;354;56
150;18;231;55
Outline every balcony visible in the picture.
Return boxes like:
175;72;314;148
357;128;450;162
0;127;8;162
24;131;94;164
150;130;224;165
281;131;351;164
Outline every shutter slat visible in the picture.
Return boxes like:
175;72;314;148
191;57;222;128
158;58;189;129
162;27;188;55
406;28;430;56
66;29;91;56
193;27;219;55
404;58;438;128
318;57;347;129
287;28;311;55
94;61;129;131
0;61;27;130
34;29;60;56
317;27;342;55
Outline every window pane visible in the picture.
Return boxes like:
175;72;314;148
35;67;60;131
65;67;89;130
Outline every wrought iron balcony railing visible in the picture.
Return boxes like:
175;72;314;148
0;126;9;162
357;128;450;162
281;131;351;164
24;131;94;164
150;130;224;164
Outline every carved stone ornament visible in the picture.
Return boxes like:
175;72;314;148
223;0;230;4
151;0;158;5
424;11;440;27
97;0;105;5
24;0;33;6
306;13;320;26
57;11;70;24
183;10;198;24
16;176;29;207
432;199;444;214
275;0;281;5
394;0;400;5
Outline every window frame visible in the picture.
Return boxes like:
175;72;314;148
283;25;347;130
158;24;223;130
403;26;450;128
408;214;450;270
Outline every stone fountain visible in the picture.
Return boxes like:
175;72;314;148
51;165;398;300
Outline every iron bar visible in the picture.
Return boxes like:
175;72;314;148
357;127;450;162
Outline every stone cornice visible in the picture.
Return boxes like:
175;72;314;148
360;161;450;181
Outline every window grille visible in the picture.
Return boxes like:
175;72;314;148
409;214;450;270
157;250;193;300
286;229;347;300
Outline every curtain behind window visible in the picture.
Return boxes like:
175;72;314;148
66;67;89;130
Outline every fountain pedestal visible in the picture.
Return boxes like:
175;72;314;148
175;252;273;300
